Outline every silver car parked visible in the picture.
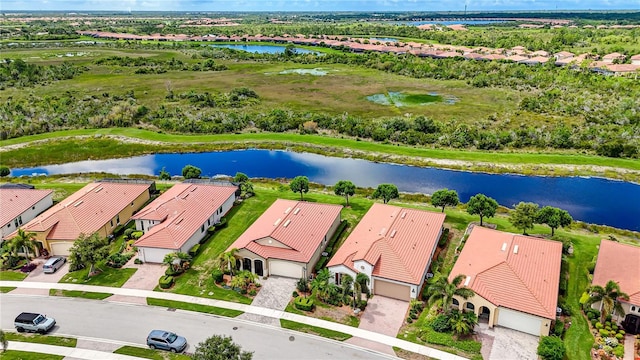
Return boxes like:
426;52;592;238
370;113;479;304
146;330;187;353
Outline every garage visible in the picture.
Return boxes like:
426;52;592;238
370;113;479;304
269;259;304;278
496;307;543;336
49;241;73;256
374;279;411;301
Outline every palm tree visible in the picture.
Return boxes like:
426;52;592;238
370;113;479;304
448;309;478;339
355;272;370;297
311;268;331;302
10;229;38;260
217;248;238;278
341;273;353;301
427;273;475;312
586;280;630;323
352;280;362;309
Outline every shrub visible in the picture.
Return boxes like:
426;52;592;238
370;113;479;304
553;321;565;338
134;258;143;265
166;267;183;276
294;296;314;311
159;275;174;289
431;314;452;333
188;244;200;257
537;336;566;360
0;166;10;177
406;317;413;323
292;291;299;298
214;217;228;229
596;322;604;329
106;253;133;268
613;346;624;358
605;337;618;347
248;289;257;296
20;263;37;273
586;262;596;274
296;277;309;293
438;228;450;247
409;312;418;320
580;292;591;306
615;333;623;340
123;228;135;239
131;231;143;239
586;308;601;320
605;321;612;327
618;330;625;335
211;269;223;283
411;300;425;312
591;319;598;327
599;329;609;337
358;300;367;311
611;324;618;331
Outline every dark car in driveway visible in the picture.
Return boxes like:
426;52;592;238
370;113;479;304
146;330;187;353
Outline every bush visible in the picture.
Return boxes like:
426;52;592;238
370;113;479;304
106;253;133;268
294;296;314;311
123;228;135;239
292;291;299;298
596;322;604;329
358;300;367;311
557;299;571;316
248;289;257;296
159;275;174;289
166;267;184;276
591;319;598;327
188;244;200;257
406;317;413;323
431;314;452;333
211;269;224;283
537;336;566;360
131;231;143;239
134;258;143;265
20;263;37;273
605;337;619;347
215;217;228;229
599;329;609;337
613;346;624;358
296;277;309;293
615;333;623;340
586;308;600;320
553;320;565;338
0;166;10;177
438;228;450;247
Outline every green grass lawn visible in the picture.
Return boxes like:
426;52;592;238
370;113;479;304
59;267;137;287
4;332;78;347
146;298;243;317
0;271;28;281
1;286;17;293
280;319;352;341
48;289;113;300
0;351;64;360
113;346;191;360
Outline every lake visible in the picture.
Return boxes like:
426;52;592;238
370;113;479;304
210;44;321;55
11;150;640;231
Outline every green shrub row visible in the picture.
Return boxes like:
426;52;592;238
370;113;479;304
438;228;450;247
165;267;184;277
189;244;201;257
159;275;174;289
214;217;228;229
294;296;314;311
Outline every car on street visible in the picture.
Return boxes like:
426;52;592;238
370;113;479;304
146;330;187;353
14;312;56;333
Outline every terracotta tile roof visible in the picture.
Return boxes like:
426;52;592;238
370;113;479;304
17;182;150;241
228;199;342;263
134;183;237;250
603;64;640;73
0;188;53;227
592;240;640;305
328;203;445;285
449;226;562;319
631;54;640;60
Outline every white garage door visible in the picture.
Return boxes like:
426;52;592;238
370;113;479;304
374;279;411;301
269;260;303;278
50;242;74;256
496;307;542;336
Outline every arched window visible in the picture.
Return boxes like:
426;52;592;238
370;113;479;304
466;302;475;311
452;298;459;306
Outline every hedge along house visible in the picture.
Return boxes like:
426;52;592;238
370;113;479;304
133;182;239;263
227;199;342;278
12;180;154;256
591;239;640;334
327;203;446;302
449;226;562;336
0;185;53;241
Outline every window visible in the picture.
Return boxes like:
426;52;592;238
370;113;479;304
201;224;205;233
208;219;211;226
110;220;114;227
18;216;22;225
116;215;120;225
131;202;134;207
466;303;475;311
452;299;459;306
32;206;35;210
335;273;342;285
14;219;18;227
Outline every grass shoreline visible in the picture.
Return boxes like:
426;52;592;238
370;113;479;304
1;128;638;182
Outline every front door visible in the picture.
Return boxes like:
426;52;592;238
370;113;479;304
254;259;264;277
624;314;640;334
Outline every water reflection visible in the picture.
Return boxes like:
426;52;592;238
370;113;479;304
11;150;640;231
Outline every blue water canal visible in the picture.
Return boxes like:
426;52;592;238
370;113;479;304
11;150;640;231
210;44;322;54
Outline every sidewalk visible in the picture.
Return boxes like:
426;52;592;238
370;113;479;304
7;341;141;360
1;280;468;360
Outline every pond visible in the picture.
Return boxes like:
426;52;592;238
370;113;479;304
367;91;456;106
210;44;322;55
370;37;398;43
278;68;328;76
11;150;640;231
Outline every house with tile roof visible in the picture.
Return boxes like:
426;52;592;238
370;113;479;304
1;187;53;241
602;52;626;64
227;199;342;278
632;54;640;65
327;203;445;301
448;226;562;336
133;182;238;263
591;240;640;334
13;181;153;256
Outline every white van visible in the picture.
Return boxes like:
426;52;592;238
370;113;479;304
43;256;66;274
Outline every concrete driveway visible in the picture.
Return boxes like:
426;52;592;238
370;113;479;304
346;295;409;356
238;276;296;326
10;258;70;296
475;323;539;360
106;257;165;305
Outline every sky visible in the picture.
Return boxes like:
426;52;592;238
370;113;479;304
2;0;639;12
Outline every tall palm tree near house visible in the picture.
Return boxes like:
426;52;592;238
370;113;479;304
448;309;478;339
10;229;38;260
355;272;370;297
311;268;331;301
586;280;630;323
427;273;475;312
217;248;238;279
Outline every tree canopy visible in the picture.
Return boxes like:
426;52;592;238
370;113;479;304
182;164;202;179
334;180;356;206
159;167;171;180
68;233;110;277
536;206;573;236
466;194;498;226
289;176;310;201
234;172;249;183
372;183;399;204
192;335;253;360
0;166;10;177
586;280;630;323
509;202;539;235
431;188;459;212
426;273;475;312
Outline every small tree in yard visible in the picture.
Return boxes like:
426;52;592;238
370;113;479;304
234;172;249;183
182;165;202;179
448;309;478;339
536;206;573;236
289;176;309;201
431;188;459;212
537;336;566;360
372;184;399;204
466;193;498;226
334;180;356;206
586;280;630;323
192;335;253;360
0;166;10;177
9;229;38;260
159;167;171;180
69;233;109;277
509;202;539;235
426;273;475;313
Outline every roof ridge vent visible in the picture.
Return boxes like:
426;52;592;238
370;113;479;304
513;245;519;254
501;242;507;251
274;218;282;226
283;219;291;228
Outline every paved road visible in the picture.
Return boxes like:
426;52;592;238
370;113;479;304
1;295;394;360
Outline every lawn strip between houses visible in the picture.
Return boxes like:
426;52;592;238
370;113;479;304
146;298;243;317
0;350;64;360
4;332;78;347
114;345;191;360
279;319;352;341
48;289;113;300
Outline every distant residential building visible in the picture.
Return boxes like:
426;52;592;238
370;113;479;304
0;187;53;240
602;52;626;64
